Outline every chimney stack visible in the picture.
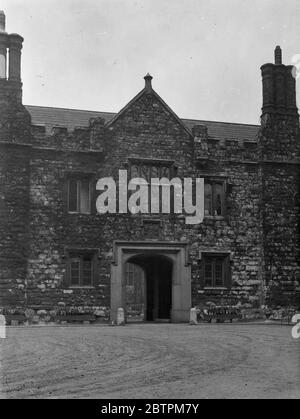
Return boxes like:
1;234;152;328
0;10;5;32
0;11;7;79
274;45;282;65
261;46;299;124
0;11;24;102
8;33;23;82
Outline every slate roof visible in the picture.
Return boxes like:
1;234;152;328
25;105;260;142
183;118;260;142
25;105;115;131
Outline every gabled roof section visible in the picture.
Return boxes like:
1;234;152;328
25;105;115;131
26;105;260;142
184;119;260;142
105;73;192;137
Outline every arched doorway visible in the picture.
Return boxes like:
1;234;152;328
125;255;173;322
111;241;191;323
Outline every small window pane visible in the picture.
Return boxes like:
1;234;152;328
82;257;92;286
204;259;213;287
215;260;224;286
131;165;140;178
80;180;90;213
151;166;159;178
70;258;80;286
141;165;150;182
205;184;212;216
161;166;171;179
213;184;223;216
68;179;78;212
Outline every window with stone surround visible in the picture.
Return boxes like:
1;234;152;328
204;181;225;217
128;158;175;182
67;176;92;214
127;158;177;214
66;250;97;287
202;254;231;288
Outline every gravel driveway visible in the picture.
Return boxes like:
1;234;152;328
0;323;299;399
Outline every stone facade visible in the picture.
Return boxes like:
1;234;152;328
0;17;299;323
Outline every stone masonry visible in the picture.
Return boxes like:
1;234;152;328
0;14;299;322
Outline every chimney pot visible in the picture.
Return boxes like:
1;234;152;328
275;45;282;65
0;11;5;33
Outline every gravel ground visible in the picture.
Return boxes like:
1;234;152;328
0;323;299;399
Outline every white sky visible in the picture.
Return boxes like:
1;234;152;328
1;0;300;124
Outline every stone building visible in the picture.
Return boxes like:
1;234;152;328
0;12;299;323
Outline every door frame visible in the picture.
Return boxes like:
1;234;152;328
111;241;191;323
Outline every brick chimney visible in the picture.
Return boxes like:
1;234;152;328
261;46;299;125
0;11;7;79
259;47;300;308
0;12;31;144
0;11;24;102
0;12;31;312
0;10;5;32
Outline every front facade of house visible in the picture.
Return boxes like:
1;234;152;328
0;14;299;322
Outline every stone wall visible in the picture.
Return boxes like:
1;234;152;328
0;74;299;321
0;94;31;307
259;114;300;308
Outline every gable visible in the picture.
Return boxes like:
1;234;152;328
106;74;192;139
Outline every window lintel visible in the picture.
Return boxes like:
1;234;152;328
198;250;232;261
64;171;95;179
63;247;100;259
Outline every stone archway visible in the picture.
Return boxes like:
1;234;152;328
111;241;191;323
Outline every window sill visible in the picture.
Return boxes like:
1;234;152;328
204;287;228;290
68;286;95;290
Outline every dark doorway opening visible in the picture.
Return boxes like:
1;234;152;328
125;254;173;322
